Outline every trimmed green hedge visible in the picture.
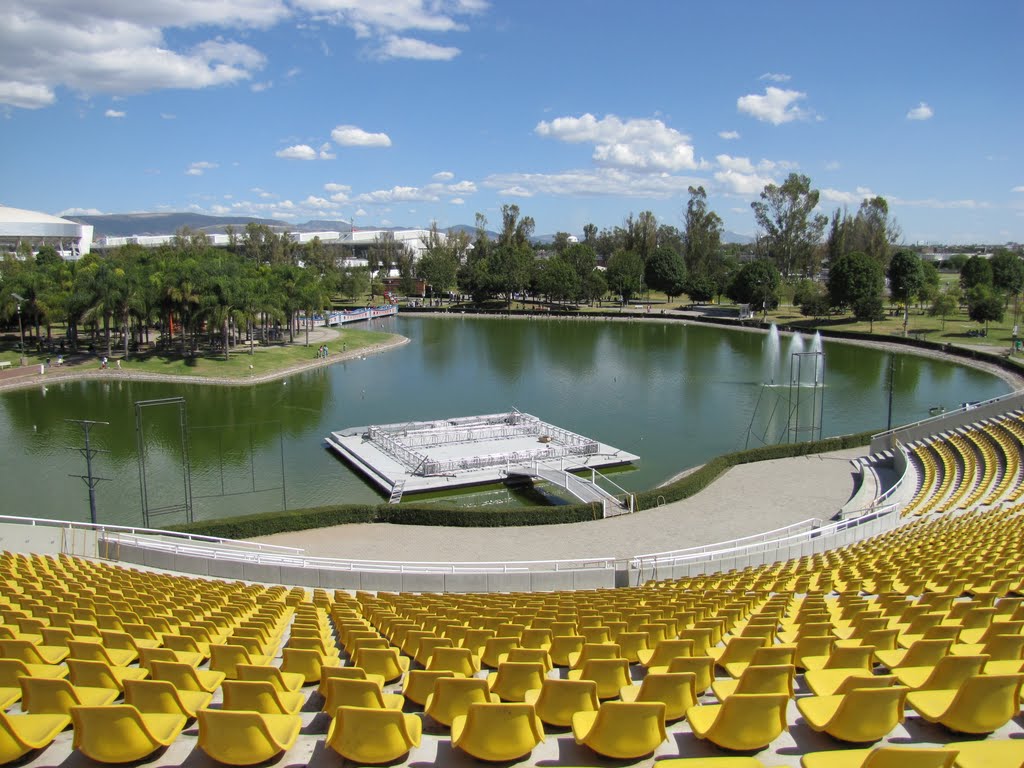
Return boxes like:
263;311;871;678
171;430;875;539
171;500;601;539
633;429;877;511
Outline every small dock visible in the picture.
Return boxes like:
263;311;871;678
304;305;397;328
325;411;638;511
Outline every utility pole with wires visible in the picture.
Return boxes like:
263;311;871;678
66;419;110;525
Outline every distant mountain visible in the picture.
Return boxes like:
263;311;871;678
723;230;755;245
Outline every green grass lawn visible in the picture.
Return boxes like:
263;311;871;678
1;328;395;379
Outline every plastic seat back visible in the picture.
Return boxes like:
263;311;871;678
401;670;456;706
222;680;295;714
210;645;252;680
427;646;479;676
689;693;789;751
66;658;120;690
572;701;667;759
352;647;406;683
197;709;300;766
856;746;960;768
488;661;546;702
639;638;693;668
451;702;544;762
71;704;185;763
124;678;209;718
622;672;697;721
825;645;876;670
932;673;1024;733
326;706;421;764
915;654;988;691
425;676;495;727
574;658;631;700
664;655;715;693
18;676;82;715
322;677;389;713
525;678;599;727
0;710;70;763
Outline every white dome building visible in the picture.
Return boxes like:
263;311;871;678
0;206;94;260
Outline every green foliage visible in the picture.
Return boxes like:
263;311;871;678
683;270;717;303
683;186;723;274
967;284;1005;326
633;430;876;510
828;251;884;315
644;246;687;298
960;255;993;290
605;249;645;304
990;250;1024;297
170;500;600;538
928;286;960;329
793;280;830;318
536;256;580;303
945;254;969;272
583;269;608;305
750;173;828;277
727;259;781;310
887;250;924;305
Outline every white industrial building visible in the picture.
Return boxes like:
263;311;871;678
0;206;94;259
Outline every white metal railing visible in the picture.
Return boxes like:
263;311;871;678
872;389;1024;443
629;502;902;571
102;530;614;574
0;514;302;554
837;443;912;521
631;517;824;564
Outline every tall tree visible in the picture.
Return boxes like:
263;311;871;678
683;186;723;274
990;249;1024;308
849;196;901;268
828;251;885;323
644;246;687;299
605;250;644;305
751;173;828;277
960;255;993;291
888;250;924;335
727;259;781;315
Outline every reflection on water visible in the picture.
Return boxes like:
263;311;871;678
0;316;1009;528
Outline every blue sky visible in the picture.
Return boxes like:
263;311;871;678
2;1;1022;244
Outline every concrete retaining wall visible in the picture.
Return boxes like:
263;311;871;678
0;522;85;556
102;537;616;592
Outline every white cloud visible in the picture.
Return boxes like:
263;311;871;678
324;182;351;193
331;124;392;147
354;208;367;217
824;160;841;171
0;3;270;109
0;81;55;109
104;109;126;118
433;170;455;181
250;81;272;92
714;168;775;196
276;144;318;160
535;113;698;172
737;87;810;125
356;185;441;204
377;35;459;60
185;160;218;176
890;196;988;210
318;142;335;159
447;180;476;194
450;197;465;205
1012;186;1024;193
160;112;176;119
58;207;104;216
484;167;704;199
759;72;791;83
718;130;740;140
821;186;876;205
906;101;934;121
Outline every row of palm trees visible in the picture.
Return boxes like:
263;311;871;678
1;243;336;360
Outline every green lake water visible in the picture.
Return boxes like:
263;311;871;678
0;315;1009;528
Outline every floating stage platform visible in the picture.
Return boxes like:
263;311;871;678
325;411;639;509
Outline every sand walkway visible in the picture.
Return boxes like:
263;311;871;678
254;447;869;562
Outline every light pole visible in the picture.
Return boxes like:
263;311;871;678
10;293;25;366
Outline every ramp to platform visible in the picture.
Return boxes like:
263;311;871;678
507;460;631;512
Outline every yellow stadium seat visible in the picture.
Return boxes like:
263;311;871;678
351;647;408;683
524;678;600;728
649;654;716;694
723;644;796;679
149;660;223;693
800;745;958;768
619;671;697;722
210;644;273;680
222;680;304;715
487;661;547;702
427;646;481;676
876;639;954;671
907;673;1024;733
688;693;789;751
497;647;553;673
19;676;117;716
322;676;403;713
197;709;301;766
893;654;988;690
946;738;1024;768
568;658;632;700
138;645;202;671
162;633;210;661
708;636;767;669
71;704;186;763
451;702;545;762
123;678;211;719
414;636;454;668
797;685;910;742
481;636;521;669
238;663;306;694
425;676;499;727
807;672;897;697
0;658;66;686
401;669;459;707
0;638;68;666
636;638;694;668
67;639;135;668
326;705;421;764
657;759;766;768
67;658;147;692
614;631;651;663
712;664;795;701
567;642;621;670
549;635;586;667
572;700;667;759
0;710;70;764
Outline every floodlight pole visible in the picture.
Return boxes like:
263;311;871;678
66;419;111;525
